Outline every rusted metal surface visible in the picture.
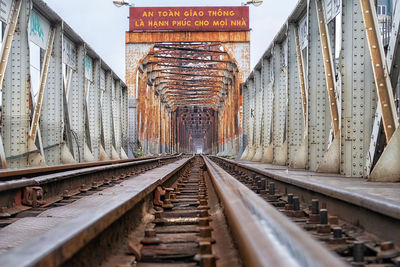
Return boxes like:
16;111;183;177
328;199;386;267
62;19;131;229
359;0;399;142
294;29;307;129
126;31;250;43
202;155;344;266
315;0;340;137
127;35;249;155
129;6;249;32
126;6;250;155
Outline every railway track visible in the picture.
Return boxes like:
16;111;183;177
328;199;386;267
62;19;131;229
210;156;400;267
0;155;181;226
0;155;345;267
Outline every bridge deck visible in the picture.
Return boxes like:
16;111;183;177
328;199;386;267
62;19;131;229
231;159;400;220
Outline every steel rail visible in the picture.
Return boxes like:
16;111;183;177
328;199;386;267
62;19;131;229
212;156;400;246
0;155;181;192
0;155;183;217
0;156;193;267
0;155;171;180
202;155;344;267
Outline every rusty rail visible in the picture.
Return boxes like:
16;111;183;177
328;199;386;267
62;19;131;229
0;155;175;181
0;155;182;216
202;155;343;267
0;156;193;266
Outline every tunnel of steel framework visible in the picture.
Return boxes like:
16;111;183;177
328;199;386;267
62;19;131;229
126;6;250;155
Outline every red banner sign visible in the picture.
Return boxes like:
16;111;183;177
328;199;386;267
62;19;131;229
129;6;249;32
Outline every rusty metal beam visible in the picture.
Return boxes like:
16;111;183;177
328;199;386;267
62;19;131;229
155;64;228;71
126;31;250;43
315;0;340;137
360;0;399;141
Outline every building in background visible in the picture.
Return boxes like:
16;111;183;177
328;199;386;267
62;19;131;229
377;0;393;46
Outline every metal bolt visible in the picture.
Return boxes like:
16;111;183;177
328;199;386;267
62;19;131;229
199;218;210;227
260;178;266;190
287;194;294;204
268;182;275;195
293;196;300;211
199;199;208;206
145;229;156;238
154;211;163;219
333;227;342;238
62;190;71;199
199;228;212;238
199;241;212;254
141;228;161;245
199;210;210;218
353;241;365;263
311;199;319;214
80;184;88;193
200;254;216;267
320;209;328;224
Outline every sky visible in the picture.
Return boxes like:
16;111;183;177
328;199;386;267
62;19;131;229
44;0;298;80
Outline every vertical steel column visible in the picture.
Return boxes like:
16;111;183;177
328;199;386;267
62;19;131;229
112;79;122;158
128;98;137;157
40;24;63;165
102;71;113;159
2;0;30;168
0;0;21;168
233;72;240;155
261;56;274;163
243;76;255;160
288;23;308;168
68;45;85;162
28;26;55;165
121;85;128;159
272;42;288;166
340;0;376;176
314;0;341;173
252;67;263;161
91;59;102;160
240;84;250;159
307;0;330;171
